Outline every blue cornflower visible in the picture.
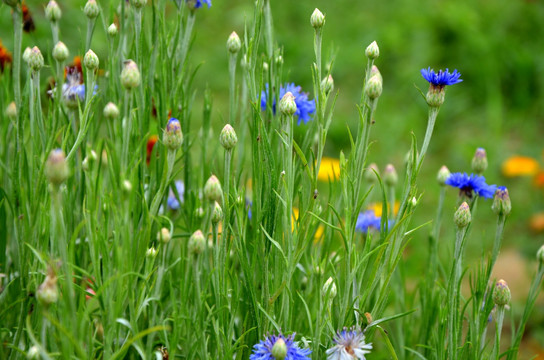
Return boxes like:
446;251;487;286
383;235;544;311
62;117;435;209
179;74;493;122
445;172;497;199
355;211;382;234
56;69;97;109
167;180;185;210
260;83;316;125
326;328;372;360
250;333;311;360
187;0;211;8
421;67;463;87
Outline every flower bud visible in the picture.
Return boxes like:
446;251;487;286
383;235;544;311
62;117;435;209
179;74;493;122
28;46;44;72
122;179;132;194
45;1;62;22
120;60;141;90
194;207;204;219
321;276;337;298
163;118;183;151
537;245;544;266
471;147;488;175
226;31;241;54
108;23;118;37
271;338;288;360
454;202;471;229
425;85;445;108
103;102;120;120
262;62;269;73
310;8;325;29
5;102;17;121
188;230;206;255
365;74;383;100
365;40;379;60
369;65;382;81
52;41;69;62
321;75;334;95
45;149;69;186
211;201;223;224
279;92;297;116
219;124;238;150
146;246;158;258
22;47;32;65
36;268;58;306
84;0;100;19
204;175;222;202
27;346;39;359
437;165;450;186
492;279;511;306
84;49;99;70
131;0;147;9
157;227;171;243
275;54;283;66
492;186;511;216
364;163;379;184
384;164;398;186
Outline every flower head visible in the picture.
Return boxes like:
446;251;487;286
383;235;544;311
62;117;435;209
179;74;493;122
355;211;381;234
250;333;311;360
445;172;497;199
58;68;97;108
421;67;462;87
501;155;539;177
326;328;372;360
261;83;316;125
187;0;211;9
167;180;185;210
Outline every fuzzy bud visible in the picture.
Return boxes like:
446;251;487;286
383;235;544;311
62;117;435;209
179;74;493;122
279;92;297;116
45;149;69;186
437;165;450;186
120;60;141;90
108;23;118;37
471;148;488;175
271;338;288;360
163;118;183;151
28;46;44;72
365;41;379;60
310;8;325;29
454;202;471;229
365;74;383;100
364;163;379;184
22;47;32;65
157;227;171;243
84;49;99;70
45;1;62;22
211;201;223;224
321;75;334;95
5;102;17;121
322;277;337;298
384;164;398;186
219;124;238;150
131;0;147;9
226;31;241;54
492;186;511;217
52;43;68;65
188;230;206;255
36;268;58;306
492;279;511;306
204;175;222;202
84;0;100;19
103;102;120;120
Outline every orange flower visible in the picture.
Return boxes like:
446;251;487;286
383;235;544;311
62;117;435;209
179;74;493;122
501;156;539;177
530;212;544;233
317;157;340;182
146;135;159;165
0;40;12;72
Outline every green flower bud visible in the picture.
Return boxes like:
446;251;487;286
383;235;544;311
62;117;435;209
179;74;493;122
219;124;238;150
146;247;158;258
321;74;334;95
211;201;223;224
45;149;69;186
84;0;100;19
369;65;382;81
471;147;488;175
120;60;141;90
28;46;44;72
364;163;379;184
384;164;398;186
425;85;445;108
52;41;69;62
279;92;297;116
204;175;222;202
27;346;39;359
226;31;241;54
22;47;32;65
45;1;62;22
271;338;288;360
188;230;206;255
122;179;132;194
131;0;147;9
437;165;451;186
492;187;511;217
36;268;58;306
537;245;544;266
275;54;283;66
310;8;325;29
103;102;120;120
163;118;183;151
321;276;337;298
365;40;379;60
492;279;511;306
108;23;118;37
454;202;471;229
194;207;205;219
84;49;99;70
157;227;171;243
5;101;17;121
365;74;383;100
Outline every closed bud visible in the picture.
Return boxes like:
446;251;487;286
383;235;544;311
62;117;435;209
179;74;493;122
27;346;40;359
384;164;398;186
322;276;337;298
121;60;141;90
369;65;382;81
36;268;58;306
84;49;99;70
425;85;445;108
146;246;158;258
471;148;488;175
437;165;450;186
204;175;222;202
364;163;379;184
262;62;269;73
226;31;241;54
45;149;69;186
122;179;132;194
28;46;44;72
219;124;238;150
108;23;118;37
271;338;288;360
365;40;379;60
84;0;100;19
279;92;297;116
537;245;544;266
52;41;69;62
131;0;147;9
492;279;511;306
321;74;334;95
454;202;471;229
211;201;223;224
103;102;120;120
157;227;171;243
5;102;17;121
45;1;62;22
163;118;183;151
492;186;511;216
22;47;32;65
194;207;204;219
310;8;325;29
365;74;383;100
188;230;206;255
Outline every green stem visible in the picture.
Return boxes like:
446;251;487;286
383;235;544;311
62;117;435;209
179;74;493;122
179;11;195;72
150;149;176;216
134;8;143;66
51;22;59;45
263;0;274;58
228;53;237;125
492;306;505;360
122;90;133;171
417;107;440;170
86;19;96;51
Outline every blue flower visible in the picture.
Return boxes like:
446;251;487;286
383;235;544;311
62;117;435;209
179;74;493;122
187;0;211;8
445;172;497;199
421;67;463;87
58;69;97;108
355;211;382;234
326;328;372;360
250;333;311;360
167;180;185;210
261;83;316;125
246;198;252;220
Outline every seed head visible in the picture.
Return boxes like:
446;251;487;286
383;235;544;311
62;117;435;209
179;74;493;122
365;40;380;60
219;124;238;150
52;41;69;62
226;31;241;54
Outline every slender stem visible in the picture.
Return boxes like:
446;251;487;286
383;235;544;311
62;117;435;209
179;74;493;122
228;53;237;125
417;107;440;170
179;11;195;72
122;90;133;170
492;306;505;360
86;19;96;51
150;149;176;216
51;22;59;45
489;215;506;276
448;226;466;360
429;186;446;282
134;9;143;66
263;0;274;58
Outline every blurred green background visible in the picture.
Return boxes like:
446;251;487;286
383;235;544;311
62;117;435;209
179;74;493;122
2;0;544;350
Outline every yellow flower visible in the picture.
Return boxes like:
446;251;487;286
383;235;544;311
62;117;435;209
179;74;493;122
368;201;400;217
318;157;340;182
501;156;539;177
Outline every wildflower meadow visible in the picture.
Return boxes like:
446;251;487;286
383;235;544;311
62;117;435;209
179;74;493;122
1;0;544;359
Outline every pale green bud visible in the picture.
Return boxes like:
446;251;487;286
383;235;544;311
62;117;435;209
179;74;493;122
384;164;398;186
310;8;325;29
120;60;141;90
321;74;334;95
122;180;132;194
471;148;488;175
194;207;204;219
279;92;297;116
226;31;241;54
219;124;238;150
437;165;450;186
454;202;471;229
204;175;222;202
322;276;337;298
157;227;171;243
365;40;380;60
52;41;69;62
5;102;17;121
36;269;58;306
84;0;100;19
27;346;40;359
28;46;44;72
364;163;379;184
188;230;206;255
108;23;118;37
45;149;69;186
211;201;223;224
103;102;120;120
271;338;288;360
163;118;183;151
45;1;62;22
492;279;511;306
146;247;158;258
365;74;383;100
425;85;445;108
84;49;99;70
492;187;511;217
22;47;32;65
